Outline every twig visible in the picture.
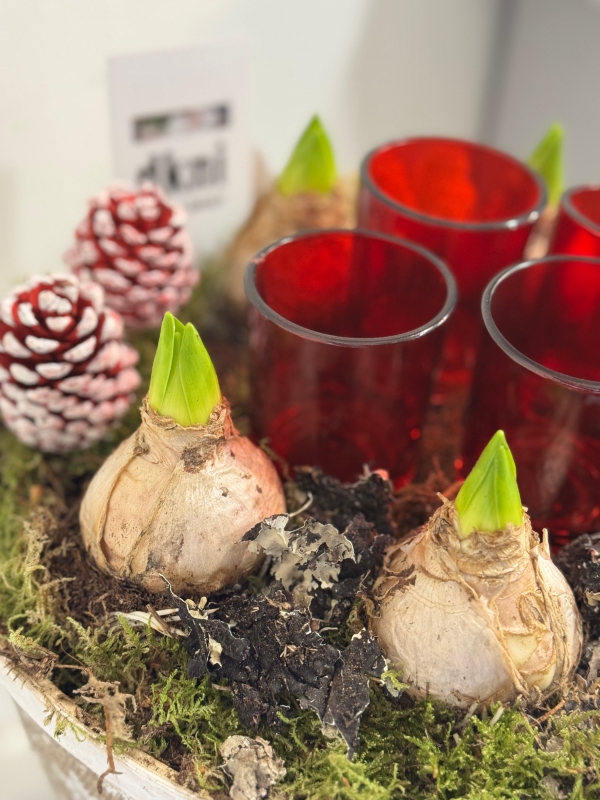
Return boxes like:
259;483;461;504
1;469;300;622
289;492;313;518
532;699;565;726
456;702;479;730
97;705;119;794
146;603;177;637
51;664;126;792
259;439;292;481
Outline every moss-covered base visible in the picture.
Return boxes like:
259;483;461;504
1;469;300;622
0;276;599;799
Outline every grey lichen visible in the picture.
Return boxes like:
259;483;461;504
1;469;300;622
220;735;285;800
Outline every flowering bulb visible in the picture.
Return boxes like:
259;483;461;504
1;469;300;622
81;313;285;594
278;116;337;196
224;116;353;306
371;430;581;708
455;430;523;538
148;312;221;427
527;123;564;207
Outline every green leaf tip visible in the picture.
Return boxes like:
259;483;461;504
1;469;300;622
148;312;222;427
278;115;337;197
454;431;523;538
527;123;564;207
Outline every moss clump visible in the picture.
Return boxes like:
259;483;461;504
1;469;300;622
1;280;600;799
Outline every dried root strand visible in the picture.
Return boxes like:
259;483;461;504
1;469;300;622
74;672;136;794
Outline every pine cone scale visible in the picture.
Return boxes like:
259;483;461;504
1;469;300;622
66;183;198;329
0;275;141;452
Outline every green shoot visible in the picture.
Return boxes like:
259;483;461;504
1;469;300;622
278;115;337;196
527;123;564;207
455;431;523;538
148;312;221;426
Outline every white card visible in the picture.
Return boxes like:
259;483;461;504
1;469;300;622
108;42;253;260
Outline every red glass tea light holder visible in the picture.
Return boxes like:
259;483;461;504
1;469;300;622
358;137;546;380
244;229;456;487
549;185;600;258
463;255;600;548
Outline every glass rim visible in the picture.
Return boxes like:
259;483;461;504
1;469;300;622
482;254;600;393
244;227;457;348
561;184;600;237
360;135;547;232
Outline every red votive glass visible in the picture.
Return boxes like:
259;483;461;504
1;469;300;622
245;229;456;485
549;185;600;257
463;255;600;547
358;137;546;377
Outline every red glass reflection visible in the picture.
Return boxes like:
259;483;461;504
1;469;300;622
464;256;600;548
359;138;546;379
245;230;455;485
550;186;600;258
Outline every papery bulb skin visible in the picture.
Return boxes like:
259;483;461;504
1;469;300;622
0;274;140;453
371;500;582;707
224;178;357;306
80;398;286;594
65;183;198;330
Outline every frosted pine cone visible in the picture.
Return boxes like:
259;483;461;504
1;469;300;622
0;274;141;453
65;183;198;329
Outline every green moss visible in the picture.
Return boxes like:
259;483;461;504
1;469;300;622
148;671;243;763
1;278;600;799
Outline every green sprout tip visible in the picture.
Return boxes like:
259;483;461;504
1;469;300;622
278;115;337;197
527;123;564;207
148;312;222;427
455;431;523;538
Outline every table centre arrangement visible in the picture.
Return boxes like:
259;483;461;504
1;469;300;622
1;122;600;800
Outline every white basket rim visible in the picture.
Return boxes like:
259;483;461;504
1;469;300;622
0;655;205;800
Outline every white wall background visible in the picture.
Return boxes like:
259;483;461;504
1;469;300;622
487;0;600;187
0;0;499;298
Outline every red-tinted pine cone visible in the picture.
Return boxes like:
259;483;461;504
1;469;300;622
0;274;141;453
65;183;198;330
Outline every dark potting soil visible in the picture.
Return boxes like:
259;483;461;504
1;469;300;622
43;508;157;625
555;533;600;676
294;467;395;536
37;467;399;626
35;466;401;754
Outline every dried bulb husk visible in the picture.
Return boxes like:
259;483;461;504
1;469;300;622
524;205;559;260
370;499;582;707
223;175;357;306
80;397;286;593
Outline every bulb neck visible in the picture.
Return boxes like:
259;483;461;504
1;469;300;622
429;499;534;581
272;178;353;229
140;396;236;463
